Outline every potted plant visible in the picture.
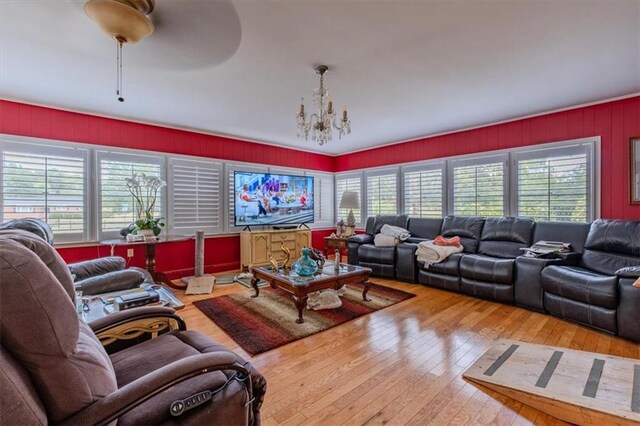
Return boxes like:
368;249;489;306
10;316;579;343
125;173;166;239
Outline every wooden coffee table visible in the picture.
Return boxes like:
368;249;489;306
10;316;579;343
250;262;373;324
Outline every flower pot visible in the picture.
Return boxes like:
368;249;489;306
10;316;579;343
138;228;155;240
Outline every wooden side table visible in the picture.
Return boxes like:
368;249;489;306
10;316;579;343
100;235;192;290
324;236;350;261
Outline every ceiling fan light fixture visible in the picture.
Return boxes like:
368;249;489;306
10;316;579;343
84;0;154;44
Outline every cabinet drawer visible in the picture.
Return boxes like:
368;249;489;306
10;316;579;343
271;232;296;243
271;240;296;253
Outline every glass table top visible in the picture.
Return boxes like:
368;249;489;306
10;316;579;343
254;261;370;285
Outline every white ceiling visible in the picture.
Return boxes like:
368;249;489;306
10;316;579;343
1;1;639;155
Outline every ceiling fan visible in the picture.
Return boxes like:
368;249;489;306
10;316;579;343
84;0;155;102
83;0;242;102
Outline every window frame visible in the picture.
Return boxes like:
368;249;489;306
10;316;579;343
1;139;90;243
335;171;364;228
510;140;597;222
400;161;447;218
167;156;224;236
95;150;165;241
447;153;509;217
363;167;400;218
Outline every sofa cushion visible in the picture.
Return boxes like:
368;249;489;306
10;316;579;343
0;241;117;423
541;265;618;309
459;254;515;285
440;216;484;253
580;219;640;275
373;215;409;235
407;217;443;240
358;244;395;265
478;217;535;258
421;253;463;276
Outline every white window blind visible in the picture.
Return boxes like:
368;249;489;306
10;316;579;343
168;158;222;235
98;153;163;238
335;174;362;225
451;157;506;217
515;145;590;222
311;172;334;227
1;143;87;243
402;166;444;218
365;171;398;216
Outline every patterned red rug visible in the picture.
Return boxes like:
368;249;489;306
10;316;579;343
193;283;415;356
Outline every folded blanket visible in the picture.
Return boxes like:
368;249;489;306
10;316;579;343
433;235;462;247
374;234;399;247
380;224;411;241
416;240;463;268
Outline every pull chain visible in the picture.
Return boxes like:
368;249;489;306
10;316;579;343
116;38;124;102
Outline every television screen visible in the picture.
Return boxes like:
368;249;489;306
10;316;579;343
234;171;314;227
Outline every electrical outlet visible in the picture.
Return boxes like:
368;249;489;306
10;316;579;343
127;248;134;257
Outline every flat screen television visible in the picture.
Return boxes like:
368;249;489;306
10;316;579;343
233;171;314;227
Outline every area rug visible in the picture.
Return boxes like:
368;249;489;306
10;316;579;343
193;283;415;356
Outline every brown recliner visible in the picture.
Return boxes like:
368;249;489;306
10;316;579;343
0;229;267;425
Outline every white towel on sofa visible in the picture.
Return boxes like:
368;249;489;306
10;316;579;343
374;234;398;247
416;240;463;268
380;224;411;241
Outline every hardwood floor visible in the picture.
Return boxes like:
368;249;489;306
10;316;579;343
176;277;639;425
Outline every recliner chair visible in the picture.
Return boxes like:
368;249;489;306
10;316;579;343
0;229;267;425
541;219;640;335
1;218;152;295
347;215;409;278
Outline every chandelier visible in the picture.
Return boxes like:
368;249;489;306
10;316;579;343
296;65;351;145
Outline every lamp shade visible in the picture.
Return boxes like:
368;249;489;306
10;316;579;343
339;191;360;210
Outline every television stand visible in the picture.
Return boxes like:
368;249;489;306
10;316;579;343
240;228;311;271
298;222;310;229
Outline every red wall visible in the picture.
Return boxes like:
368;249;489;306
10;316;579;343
336;96;640;220
2;96;638;277
0;100;335;277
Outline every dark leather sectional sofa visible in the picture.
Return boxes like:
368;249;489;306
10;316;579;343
348;215;640;342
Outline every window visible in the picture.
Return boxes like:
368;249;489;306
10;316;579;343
97;152;163;239
1;142;87;243
450;155;507;217
310;172;334;227
335;173;362;225
168;158;223;235
402;164;444;218
514;144;592;222
365;170;398;216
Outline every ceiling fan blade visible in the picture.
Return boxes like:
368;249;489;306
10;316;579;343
128;0;242;70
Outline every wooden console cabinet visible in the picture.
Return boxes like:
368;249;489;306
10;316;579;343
240;228;311;271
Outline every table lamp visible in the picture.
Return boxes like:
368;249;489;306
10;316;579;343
339;191;360;235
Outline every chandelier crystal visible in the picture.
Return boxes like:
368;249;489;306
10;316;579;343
296;65;351;146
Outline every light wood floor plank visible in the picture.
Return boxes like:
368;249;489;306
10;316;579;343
172;276;639;425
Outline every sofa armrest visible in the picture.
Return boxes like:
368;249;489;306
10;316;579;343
615;266;640;278
88;306;184;333
514;256;568;312
69;257;126;281
75;269;146;295
89;306;187;353
59;352;252;426
348;234;373;245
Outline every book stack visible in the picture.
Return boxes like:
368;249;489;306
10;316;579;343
521;241;572;258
